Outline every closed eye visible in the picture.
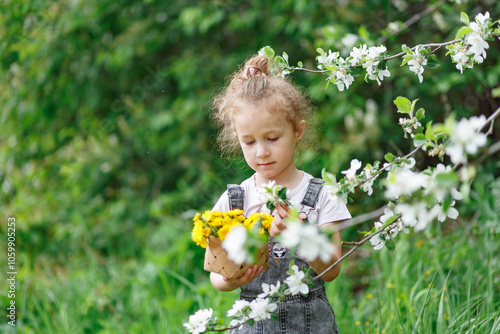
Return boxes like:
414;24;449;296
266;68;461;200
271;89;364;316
244;140;255;145
268;137;279;142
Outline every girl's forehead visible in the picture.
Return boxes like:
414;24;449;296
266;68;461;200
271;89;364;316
232;108;291;131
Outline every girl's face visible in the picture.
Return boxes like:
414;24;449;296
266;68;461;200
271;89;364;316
232;106;305;187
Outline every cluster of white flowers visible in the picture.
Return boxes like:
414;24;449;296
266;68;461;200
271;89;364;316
284;265;310;295
184;308;213;334
280;219;335;263
467;12;491;63
405;47;428;83
369;208;408;250
398;116;422;137
384;159;428;200
448;12;494;74
445;115;487;164
316;44;392;91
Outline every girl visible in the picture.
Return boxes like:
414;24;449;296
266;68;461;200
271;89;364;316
210;55;351;333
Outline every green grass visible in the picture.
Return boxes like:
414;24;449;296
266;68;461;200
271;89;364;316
1;179;499;333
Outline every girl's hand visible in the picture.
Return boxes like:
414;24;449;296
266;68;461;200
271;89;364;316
222;265;264;287
269;204;290;238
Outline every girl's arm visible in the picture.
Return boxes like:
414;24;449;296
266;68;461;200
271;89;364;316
306;221;343;282
210;265;265;292
271;205;344;282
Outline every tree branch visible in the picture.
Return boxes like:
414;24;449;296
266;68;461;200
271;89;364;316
376;0;447;45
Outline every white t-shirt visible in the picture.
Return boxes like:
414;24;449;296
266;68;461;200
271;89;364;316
212;171;351;226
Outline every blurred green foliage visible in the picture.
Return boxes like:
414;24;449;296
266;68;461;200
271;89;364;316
0;0;499;332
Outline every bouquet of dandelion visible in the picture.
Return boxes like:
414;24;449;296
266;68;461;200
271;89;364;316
191;210;273;279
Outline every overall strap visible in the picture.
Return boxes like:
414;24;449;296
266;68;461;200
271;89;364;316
300;178;325;221
227;184;244;210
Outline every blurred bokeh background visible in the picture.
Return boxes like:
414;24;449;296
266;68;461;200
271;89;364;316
1;0;499;333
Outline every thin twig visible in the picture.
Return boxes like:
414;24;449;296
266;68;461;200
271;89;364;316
313;228;384;281
377;0;447;45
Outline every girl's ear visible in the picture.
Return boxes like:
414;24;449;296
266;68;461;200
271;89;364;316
296;120;306;142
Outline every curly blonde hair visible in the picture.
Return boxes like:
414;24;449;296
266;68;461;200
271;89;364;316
212;55;314;157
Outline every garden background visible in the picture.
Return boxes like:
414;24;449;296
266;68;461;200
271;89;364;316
1;0;499;333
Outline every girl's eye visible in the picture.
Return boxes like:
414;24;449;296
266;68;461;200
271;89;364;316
245;141;255;145
268;137;279;142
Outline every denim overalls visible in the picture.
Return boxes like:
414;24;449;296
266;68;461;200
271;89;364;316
227;179;340;334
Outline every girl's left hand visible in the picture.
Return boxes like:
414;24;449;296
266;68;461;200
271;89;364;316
269;204;290;238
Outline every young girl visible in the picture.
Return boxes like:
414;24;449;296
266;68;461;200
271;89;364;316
210;55;351;333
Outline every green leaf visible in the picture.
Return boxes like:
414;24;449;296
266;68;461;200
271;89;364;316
455;26;473;39
394;96;412;114
416;108;425;121
460;12;470;25
492;87;500;98
266;202;276;212
282;51;289;63
297;61;303;68
322;168;337;185
278;187;288;200
426;55;440;69
385;238;396;251
385;153;394;162
259;46;275;59
413;133;427;147
410;98;419;114
435;172;459;188
401;55;412;66
402;44;412;54
425;121;436;140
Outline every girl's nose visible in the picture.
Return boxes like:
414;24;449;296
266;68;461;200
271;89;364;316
256;143;270;158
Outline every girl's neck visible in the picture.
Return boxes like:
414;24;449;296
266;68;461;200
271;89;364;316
254;168;303;191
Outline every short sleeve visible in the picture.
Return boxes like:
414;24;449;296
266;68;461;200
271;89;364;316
316;188;352;226
212;191;230;212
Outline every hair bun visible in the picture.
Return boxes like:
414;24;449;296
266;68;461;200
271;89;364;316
242;56;269;78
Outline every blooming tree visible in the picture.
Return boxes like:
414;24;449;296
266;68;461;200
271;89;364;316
184;11;500;333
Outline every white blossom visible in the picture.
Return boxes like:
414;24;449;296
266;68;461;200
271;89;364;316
324;183;347;205
445;115;487;164
407;49;427;83
349;44;368;66
222;225;250;265
284;265;309;295
369;221;387;250
342;159;362;181
467;32;489;63
395;202;439;231
434;201;459;222
249;298;277;321
369;208;399;250
227;300;251;327
280;221;335;262
385;166;428;199
258;282;281;299
184;308;213;334
361;164;377;196
317;50;339;70
363;45;391;85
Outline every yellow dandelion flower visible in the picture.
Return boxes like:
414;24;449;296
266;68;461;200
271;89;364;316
211;217;224;227
202;210;213;221
244;213;260;229
225;209;243;218
191;221;208;248
366;293;373;299
261;214;273;230
217;225;232;241
193;212;201;222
